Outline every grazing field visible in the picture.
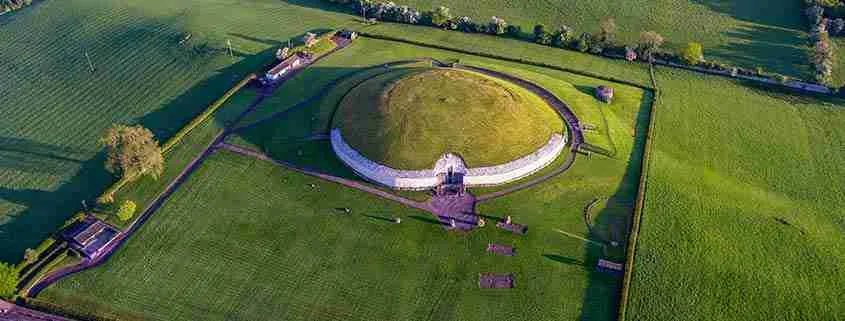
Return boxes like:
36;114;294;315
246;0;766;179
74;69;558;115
352;0;813;82
626;68;845;321
0;0;355;262
38;37;650;321
334;67;564;169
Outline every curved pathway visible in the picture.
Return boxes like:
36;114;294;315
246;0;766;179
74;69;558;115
0;300;76;321
218;143;428;212
24;56;587;305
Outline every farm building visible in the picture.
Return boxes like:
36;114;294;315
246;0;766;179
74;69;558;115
263;52;310;83
60;216;120;259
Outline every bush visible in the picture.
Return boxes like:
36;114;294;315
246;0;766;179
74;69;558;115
430;6;451;27
0;262;18;299
680;42;704;65
505;25;522;38
489;16;507;35
638;31;665;61
116;200;137;221
533;24;551;44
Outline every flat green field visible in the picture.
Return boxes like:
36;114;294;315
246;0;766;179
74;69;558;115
627;68;845;321
334;67;564;169
0;0;354;262
376;0;816;82
39;37;650;321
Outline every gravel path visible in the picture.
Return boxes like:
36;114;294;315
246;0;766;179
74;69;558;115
218;143;429;212
0;300;76;321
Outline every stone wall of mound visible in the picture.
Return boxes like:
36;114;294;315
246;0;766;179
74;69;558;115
331;129;566;190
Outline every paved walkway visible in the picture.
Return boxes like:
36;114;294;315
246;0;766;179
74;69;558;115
0;300;75;321
428;192;478;230
218;143;429;212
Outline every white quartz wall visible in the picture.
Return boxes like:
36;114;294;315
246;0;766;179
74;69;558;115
331;129;566;190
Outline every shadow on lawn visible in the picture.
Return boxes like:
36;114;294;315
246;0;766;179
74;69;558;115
0;35;297;262
577;87;653;321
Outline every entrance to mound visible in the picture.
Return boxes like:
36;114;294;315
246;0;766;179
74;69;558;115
434;153;467;196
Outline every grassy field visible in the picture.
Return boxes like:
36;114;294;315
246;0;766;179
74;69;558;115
360;0;813;81
38;37;649;321
626;68;845;321
0;0;356;262
231;29;845;321
7;1;845;320
334;67;563;169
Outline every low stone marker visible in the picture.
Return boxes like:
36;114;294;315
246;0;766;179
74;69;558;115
596;259;624;276
479;273;514;288
486;244;516;256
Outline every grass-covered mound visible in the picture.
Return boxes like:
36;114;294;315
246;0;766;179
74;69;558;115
334;68;564;169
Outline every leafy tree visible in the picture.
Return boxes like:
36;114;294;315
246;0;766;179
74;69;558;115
23;248;38;265
637;31;664;61
456;16;477;32
430;6;452;27
489;16;507;35
681;42;704;64
533;24;551;45
805;0;839;7
829;18;845;35
100;124;164;182
806;5;825;26
116;200;137;221
553;25;574;48
575;32;591;52
598;17;616;43
0;262;17;299
505;25;522;38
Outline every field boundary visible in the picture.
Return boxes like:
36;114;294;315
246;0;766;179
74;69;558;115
616;63;660;321
356;33;655;91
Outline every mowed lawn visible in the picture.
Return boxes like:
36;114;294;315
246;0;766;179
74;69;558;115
41;149;631;321
39;38;650;321
626;68;845;321
0;0;355;261
369;0;813;82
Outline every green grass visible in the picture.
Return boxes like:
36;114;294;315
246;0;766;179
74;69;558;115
625;67;845;321
367;0;814;82
334;67;563;169
0;0;356;262
38;37;649;321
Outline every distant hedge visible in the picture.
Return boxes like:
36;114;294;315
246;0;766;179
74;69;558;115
321;0;810;88
0;0;33;14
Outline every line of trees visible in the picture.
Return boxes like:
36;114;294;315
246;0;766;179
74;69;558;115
0;0;32;14
319;0;808;85
806;3;837;85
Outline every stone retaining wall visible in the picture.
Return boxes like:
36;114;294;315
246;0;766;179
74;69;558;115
331;129;566;190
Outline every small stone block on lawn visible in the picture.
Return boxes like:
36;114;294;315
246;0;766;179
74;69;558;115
596;259;624;276
496;222;527;235
486;244;515;256
479;273;515;288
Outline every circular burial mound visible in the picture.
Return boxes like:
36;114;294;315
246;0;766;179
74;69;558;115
333;68;564;169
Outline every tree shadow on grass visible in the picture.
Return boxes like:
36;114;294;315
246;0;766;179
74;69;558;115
359;213;395;223
408;215;447;226
543;254;588;267
577;88;654;321
0;44;286;262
